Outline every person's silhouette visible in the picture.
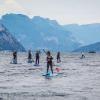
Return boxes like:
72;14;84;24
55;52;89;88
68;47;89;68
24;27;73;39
57;51;61;63
35;51;40;65
46;51;53;74
28;50;32;63
13;51;17;64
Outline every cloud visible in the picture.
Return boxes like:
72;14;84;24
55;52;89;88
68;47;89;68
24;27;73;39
0;0;100;24
0;0;30;16
4;0;16;4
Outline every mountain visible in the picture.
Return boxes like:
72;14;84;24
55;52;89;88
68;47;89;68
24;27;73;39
63;24;100;45
0;14;80;51
73;42;100;52
0;23;25;51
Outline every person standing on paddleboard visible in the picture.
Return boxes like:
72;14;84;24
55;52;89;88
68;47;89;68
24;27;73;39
46;51;53;74
81;52;85;59
35;50;40;65
57;51;61;63
13;51;17;64
28;50;33;63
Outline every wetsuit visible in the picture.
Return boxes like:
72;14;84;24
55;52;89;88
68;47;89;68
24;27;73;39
57;52;61;63
47;56;53;74
35;52;39;65
28;52;32;59
28;51;32;63
13;51;17;64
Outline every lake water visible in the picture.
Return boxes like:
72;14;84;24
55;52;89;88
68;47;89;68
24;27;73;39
0;52;100;100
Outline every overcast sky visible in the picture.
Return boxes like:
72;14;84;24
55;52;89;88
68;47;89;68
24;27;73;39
0;0;100;24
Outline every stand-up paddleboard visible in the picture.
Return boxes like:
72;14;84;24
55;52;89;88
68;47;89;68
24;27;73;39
42;72;58;77
10;62;22;64
34;64;40;66
10;59;17;64
10;62;17;64
28;59;34;63
80;57;85;59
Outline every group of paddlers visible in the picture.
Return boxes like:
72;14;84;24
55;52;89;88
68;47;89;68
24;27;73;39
12;50;85;75
12;50;61;74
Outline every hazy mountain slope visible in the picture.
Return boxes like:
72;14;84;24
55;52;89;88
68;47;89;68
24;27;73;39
0;14;80;51
74;42;100;52
0;23;25;51
63;24;100;45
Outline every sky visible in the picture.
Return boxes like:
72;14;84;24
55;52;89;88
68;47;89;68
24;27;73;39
0;0;100;24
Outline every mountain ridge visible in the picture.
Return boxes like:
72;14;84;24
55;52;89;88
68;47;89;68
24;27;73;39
0;23;25;51
0;13;80;51
63;23;100;45
73;42;100;52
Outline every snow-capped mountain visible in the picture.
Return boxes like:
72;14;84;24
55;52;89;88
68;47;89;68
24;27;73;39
0;23;25;51
0;14;80;51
